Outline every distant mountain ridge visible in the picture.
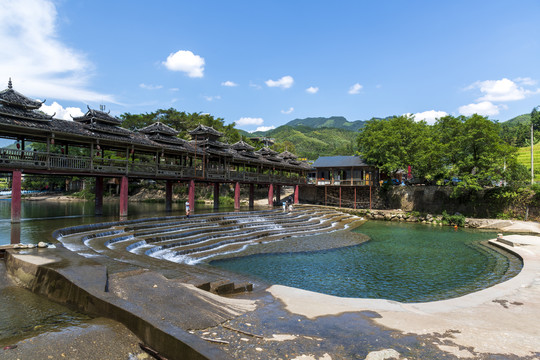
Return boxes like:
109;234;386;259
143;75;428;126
284;116;366;132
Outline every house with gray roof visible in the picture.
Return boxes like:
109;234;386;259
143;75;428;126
310;155;378;186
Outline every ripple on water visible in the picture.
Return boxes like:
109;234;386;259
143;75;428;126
211;221;522;303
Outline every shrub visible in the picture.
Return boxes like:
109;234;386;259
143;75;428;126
441;210;465;227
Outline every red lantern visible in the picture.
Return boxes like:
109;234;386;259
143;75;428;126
16;143;20;149
50;138;55;145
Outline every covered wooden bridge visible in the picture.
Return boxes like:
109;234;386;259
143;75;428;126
0;80;310;222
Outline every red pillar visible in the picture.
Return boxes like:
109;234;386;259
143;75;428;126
294;185;299;204
213;182;220;210
268;183;274;206
119;176;129;217
189;180;195;212
234;182;241;210
165;180;173;212
11;170;21;223
249;183;254;209
95;176;103;216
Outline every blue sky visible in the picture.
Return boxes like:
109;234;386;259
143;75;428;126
1;0;540;132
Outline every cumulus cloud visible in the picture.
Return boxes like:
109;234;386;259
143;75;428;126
163;50;205;78
0;0;115;103
411;110;448;125
40;101;84;120
458;101;505;116
467;78;538;102
348;83;363;94
221;80;238;87
253;125;275;133
306;86;319;94
281;107;294;114
139;83;163;90
203;95;221;101
265;75;294;89
237;117;264;126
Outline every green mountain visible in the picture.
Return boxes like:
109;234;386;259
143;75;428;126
504;113;531;126
246;125;357;160
284;116;366;131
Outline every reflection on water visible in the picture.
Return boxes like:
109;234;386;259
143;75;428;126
0;199;228;246
0;264;91;345
211;221;522;302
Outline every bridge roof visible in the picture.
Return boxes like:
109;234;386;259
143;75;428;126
0;79;44;110
138;121;179;136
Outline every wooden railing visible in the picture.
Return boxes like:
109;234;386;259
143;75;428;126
0;149;306;184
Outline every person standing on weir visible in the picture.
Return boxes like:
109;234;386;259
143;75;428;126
185;200;190;218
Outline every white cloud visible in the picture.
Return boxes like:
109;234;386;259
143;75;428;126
252;125;275;133
281;107;294;114
139;83;163;90
163;50;205;78
348;83;363;94
467;78;538;102
410;110;448;125
170;88;179;92
203;95;221;101
237;117;264;126
458;101;505;116
40;101;84;120
306;86;319;94
221;80;238;87
265;75;294;89
0;0;115;103
515;77;537;86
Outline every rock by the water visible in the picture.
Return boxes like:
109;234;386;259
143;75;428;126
365;349;400;360
38;242;48;248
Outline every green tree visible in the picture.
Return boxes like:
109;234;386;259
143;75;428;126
120;109;242;144
356;115;429;176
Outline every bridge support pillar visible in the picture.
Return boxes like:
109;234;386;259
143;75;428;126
11;170;21;223
188;180;195;213
213;182;220;210
268;183;274;207
354;187;357;209
339;187;342;207
95;176;103;216
294;185;299;204
249;183;254;209
234;182;241;210
275;185;281;204
119;176;128;218
165;180;173;212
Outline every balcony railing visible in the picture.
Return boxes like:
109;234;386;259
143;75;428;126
0;149;306;184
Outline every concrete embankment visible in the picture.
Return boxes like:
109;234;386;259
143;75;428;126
3;245;248;360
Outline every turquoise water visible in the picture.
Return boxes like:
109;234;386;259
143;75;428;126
211;221;521;302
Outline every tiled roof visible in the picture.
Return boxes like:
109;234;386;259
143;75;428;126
72;107;122;126
0;79;44;110
312;156;370;168
138;121;179;136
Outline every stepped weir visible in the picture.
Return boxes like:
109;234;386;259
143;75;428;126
54;205;362;293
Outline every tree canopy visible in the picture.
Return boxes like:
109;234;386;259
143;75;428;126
120;108;241;144
357;114;528;190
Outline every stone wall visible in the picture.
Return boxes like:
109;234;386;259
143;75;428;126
299;185;540;220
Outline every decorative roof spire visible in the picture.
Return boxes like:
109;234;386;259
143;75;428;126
8;78;12;89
